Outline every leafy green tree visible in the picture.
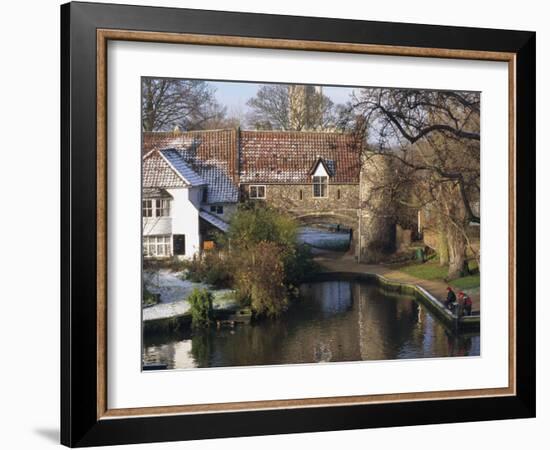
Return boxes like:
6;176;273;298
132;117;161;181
224;204;317;317
233;241;289;317
225;203;297;252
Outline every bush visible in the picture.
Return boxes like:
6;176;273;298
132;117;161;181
181;252;233;288
225;203;297;252
283;243;319;289
222;205;318;317
187;288;214;328
183;204;317;318
142;283;158;307
233;241;289;317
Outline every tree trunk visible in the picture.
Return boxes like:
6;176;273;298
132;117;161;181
446;224;467;280
437;218;449;266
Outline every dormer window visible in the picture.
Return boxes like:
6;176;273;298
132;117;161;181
310;158;330;198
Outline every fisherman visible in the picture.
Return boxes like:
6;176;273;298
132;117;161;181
457;291;470;317
445;287;457;310
462;292;473;316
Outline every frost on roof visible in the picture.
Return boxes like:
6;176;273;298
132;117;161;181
199;210;229;232
239;131;360;184
143;130;240;204
143;151;187;188
161;149;206;186
142;129;360;199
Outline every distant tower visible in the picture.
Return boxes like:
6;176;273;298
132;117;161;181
288;85;325;131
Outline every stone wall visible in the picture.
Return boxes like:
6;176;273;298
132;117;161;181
240;183;360;222
358;153;397;262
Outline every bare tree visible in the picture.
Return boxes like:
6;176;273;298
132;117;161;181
201;105;247;130
246;84;338;131
341;88;480;279
142;78;226;132
246;85;290;130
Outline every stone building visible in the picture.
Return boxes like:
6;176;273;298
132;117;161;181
142;128;397;261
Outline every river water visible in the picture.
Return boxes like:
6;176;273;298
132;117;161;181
297;226;351;251
142;279;480;369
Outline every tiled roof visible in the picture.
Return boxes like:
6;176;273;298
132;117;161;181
239;131;360;183
161;149;206;186
199;210;230;232
143;129;361;201
143;130;239;203
143;151;187;188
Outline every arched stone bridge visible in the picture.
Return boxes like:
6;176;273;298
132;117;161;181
293;212;359;256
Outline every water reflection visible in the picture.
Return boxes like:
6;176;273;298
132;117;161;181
143;280;480;369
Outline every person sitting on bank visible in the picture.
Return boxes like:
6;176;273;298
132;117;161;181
463;293;473;316
445;287;456;310
457;291;471;317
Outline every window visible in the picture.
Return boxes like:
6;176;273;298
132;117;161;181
250;185;266;199
313;176;328;198
155;199;170;217
299;189;303;200
337;189;341;200
143;235;171;257
142;199;153;217
210;205;224;214
202;188;208;203
142;198;170;218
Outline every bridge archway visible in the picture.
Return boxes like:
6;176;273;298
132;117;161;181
294;212;359;256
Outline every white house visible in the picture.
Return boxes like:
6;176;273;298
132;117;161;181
142;143;238;258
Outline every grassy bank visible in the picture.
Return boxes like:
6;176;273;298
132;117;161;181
394;259;480;290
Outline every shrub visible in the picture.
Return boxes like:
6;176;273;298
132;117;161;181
187;288;214;328
182;204;317;318
142;283;158;307
181;252;233;288
233;241;289;317
222;205;318;317
225;203;297;252
283;243;319;289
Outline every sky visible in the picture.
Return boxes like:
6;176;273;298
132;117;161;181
208;80;358;117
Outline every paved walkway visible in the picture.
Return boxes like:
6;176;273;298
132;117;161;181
313;250;480;314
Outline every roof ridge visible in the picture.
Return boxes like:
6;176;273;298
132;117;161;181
143;129;353;137
240;129;352;136
143;128;237;136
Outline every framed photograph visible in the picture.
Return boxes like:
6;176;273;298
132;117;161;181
61;1;535;447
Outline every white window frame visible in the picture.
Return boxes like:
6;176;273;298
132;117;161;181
312;176;328;198
155;199;170;217
142;199;153;217
249;185;266;199
142;198;171;218
143;235;172;257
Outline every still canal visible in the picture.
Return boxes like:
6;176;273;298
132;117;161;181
142;279;480;369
